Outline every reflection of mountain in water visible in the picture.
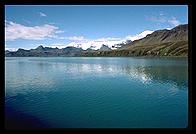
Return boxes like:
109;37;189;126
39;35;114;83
123;65;188;89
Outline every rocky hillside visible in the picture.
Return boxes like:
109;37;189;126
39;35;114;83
5;24;188;57
122;24;187;48
82;24;188;57
99;44;112;51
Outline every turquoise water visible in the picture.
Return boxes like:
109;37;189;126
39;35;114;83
5;57;188;128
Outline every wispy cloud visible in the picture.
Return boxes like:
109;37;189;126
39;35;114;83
39;12;47;17
52;36;86;41
146;16;167;23
146;13;181;27
54;31;154;50
42;43;68;49
5;47;18;51
5;20;154;50
65;36;86;41
168;17;180;26
159;11;165;16
22;19;31;24
40;37;124;50
5;21;60;41
55;30;64;34
5;43;37;51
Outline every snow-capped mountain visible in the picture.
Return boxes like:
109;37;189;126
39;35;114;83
65;30;153;51
5;30;153;52
67;39;133;51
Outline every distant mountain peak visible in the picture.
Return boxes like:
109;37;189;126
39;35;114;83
99;44;112;51
17;48;26;51
5;24;188;57
34;45;46;52
36;45;44;49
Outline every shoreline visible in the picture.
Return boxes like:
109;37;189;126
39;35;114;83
5;56;188;58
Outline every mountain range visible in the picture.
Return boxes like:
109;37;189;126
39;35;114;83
5;24;188;57
82;24;188;57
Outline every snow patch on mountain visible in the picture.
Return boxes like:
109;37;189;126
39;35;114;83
66;30;154;50
125;30;154;41
6;30;154;51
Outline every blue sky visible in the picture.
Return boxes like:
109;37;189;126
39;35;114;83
5;5;188;50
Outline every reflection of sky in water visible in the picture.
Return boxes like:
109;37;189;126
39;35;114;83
51;62;187;88
6;60;55;97
5;57;188;97
5;57;188;128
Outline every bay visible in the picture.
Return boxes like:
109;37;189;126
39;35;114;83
5;57;188;128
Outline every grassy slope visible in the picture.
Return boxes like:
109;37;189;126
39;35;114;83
81;41;188;57
82;25;188;57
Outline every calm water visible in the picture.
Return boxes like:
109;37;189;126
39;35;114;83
5;57;188;128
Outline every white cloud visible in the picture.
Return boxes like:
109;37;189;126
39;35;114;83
94;37;121;42
45;43;68;49
65;36;136;50
125;30;154;41
5;46;36;51
159;11;165;16
146;14;181;27
68;31;154;50
5;21;154;51
39;12;47;17
55;30;64;34
45;31;154;50
22;19;31;24
168;17;180;26
6;43;69;51
68;41;100;50
146;16;167;23
5;47;18;51
5;21;59;41
66;36;86;41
